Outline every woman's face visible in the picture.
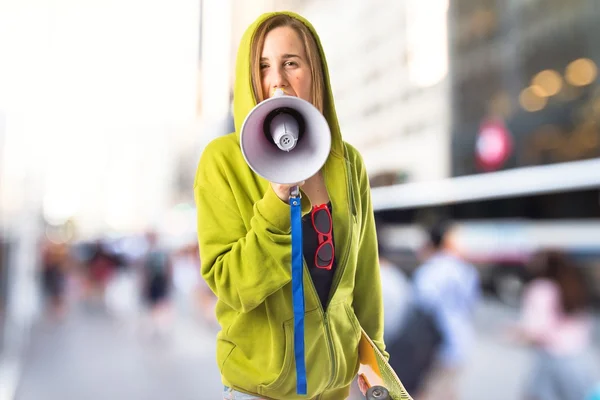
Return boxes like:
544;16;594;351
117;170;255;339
260;26;312;102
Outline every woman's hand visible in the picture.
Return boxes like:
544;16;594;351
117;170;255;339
271;181;305;203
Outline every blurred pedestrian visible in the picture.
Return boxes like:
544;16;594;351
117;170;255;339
39;238;70;320
84;239;119;309
407;221;480;400
509;250;597;400
194;11;386;400
171;242;204;319
376;231;412;345
140;231;173;339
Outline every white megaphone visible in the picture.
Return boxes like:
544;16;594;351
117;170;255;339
240;89;331;185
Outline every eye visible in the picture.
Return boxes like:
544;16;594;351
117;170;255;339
260;63;269;70
284;61;298;67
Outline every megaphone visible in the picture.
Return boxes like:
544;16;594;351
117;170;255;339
240;89;331;185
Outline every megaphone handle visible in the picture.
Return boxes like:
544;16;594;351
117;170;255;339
290;185;300;199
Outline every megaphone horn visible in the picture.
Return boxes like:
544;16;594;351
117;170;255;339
240;89;331;185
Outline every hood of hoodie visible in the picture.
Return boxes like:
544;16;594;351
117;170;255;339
233;11;344;157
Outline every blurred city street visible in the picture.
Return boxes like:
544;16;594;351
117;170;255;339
14;302;223;400
2;1;600;400
12;297;600;400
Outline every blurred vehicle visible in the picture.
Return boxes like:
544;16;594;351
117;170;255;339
373;158;600;307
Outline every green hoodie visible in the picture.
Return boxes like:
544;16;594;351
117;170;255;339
194;11;386;400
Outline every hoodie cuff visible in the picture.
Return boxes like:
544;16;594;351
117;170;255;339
255;186;312;233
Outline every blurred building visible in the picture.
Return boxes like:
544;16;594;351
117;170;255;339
174;0;238;207
373;0;600;307
227;0;451;183
449;0;600;176
0;1;202;385
1;0;201;237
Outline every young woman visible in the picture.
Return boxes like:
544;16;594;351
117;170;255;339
194;12;387;399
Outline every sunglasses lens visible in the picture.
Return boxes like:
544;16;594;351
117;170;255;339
316;242;333;267
314;209;331;233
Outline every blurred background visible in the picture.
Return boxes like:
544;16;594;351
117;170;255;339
1;0;600;399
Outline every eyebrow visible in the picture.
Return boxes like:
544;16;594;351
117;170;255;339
260;54;301;62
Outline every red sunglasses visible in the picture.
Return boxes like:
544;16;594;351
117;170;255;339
311;204;334;270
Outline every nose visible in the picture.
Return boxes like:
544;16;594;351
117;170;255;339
271;66;288;91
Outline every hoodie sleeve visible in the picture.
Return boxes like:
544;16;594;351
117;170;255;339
194;141;305;314
348;146;389;360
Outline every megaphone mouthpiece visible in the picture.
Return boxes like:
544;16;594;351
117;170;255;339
266;109;303;152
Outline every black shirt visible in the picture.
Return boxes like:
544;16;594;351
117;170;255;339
302;202;336;309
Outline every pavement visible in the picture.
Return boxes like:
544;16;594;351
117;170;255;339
14;302;222;400
8;297;600;400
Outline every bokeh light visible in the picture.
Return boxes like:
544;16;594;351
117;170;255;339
566;58;597;87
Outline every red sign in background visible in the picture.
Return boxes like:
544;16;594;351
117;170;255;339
475;119;513;171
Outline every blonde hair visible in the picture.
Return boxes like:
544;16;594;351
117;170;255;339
250;14;326;114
